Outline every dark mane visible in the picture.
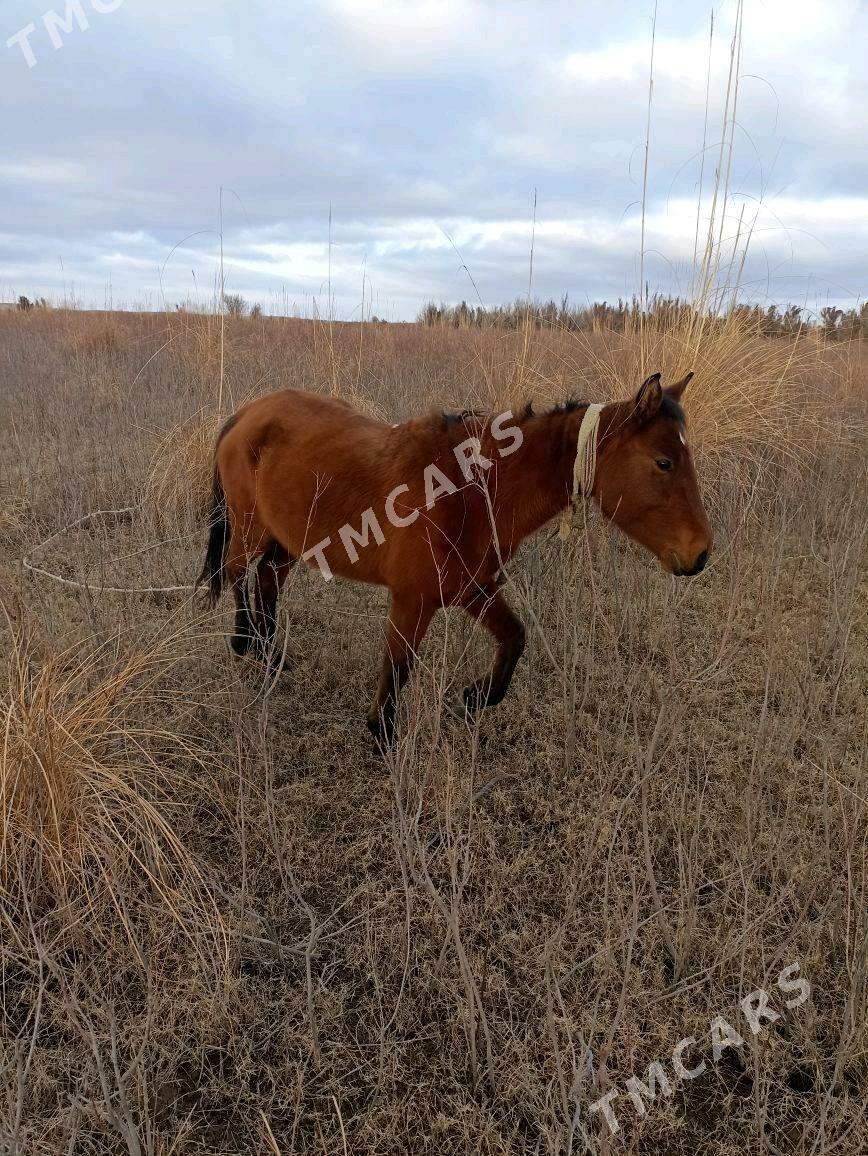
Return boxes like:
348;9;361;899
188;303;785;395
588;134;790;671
441;409;485;426
553;397;588;414
443;398;593;428
660;394;686;425
447;395;682;429
515;397;590;423
513;394;686;426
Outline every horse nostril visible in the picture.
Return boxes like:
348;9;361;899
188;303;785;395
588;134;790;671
689;549;709;575
675;548;709;577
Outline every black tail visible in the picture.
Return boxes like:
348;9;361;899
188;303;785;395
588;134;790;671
197;465;230;606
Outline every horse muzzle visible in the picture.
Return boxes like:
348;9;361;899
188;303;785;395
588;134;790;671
670;547;709;577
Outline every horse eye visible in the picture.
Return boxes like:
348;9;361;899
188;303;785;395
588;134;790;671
656;457;673;472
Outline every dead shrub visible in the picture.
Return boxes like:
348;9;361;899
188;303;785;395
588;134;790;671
68;324;121;359
0;608;224;957
143;407;223;530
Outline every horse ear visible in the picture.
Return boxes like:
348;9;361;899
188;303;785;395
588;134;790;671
666;371;694;401
634;373;663;420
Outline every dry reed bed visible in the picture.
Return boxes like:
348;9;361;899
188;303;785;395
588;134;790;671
0;310;866;1154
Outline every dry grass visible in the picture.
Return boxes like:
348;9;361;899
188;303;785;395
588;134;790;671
577;309;840;464
143;408;224;530
0;308;867;1155
151;301;844;537
67;324;122;361
0;606;227;966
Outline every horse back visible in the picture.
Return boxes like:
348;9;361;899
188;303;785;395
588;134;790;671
217;389;500;598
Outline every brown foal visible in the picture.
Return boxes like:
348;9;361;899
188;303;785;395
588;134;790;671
199;372;712;745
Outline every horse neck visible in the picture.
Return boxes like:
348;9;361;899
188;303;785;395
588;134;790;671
489;404;615;548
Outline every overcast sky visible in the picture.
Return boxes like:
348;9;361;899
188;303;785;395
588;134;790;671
1;0;865;319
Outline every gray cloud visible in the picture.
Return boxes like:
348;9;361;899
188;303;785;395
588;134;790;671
1;0;865;316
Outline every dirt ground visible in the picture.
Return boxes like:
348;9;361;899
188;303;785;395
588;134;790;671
1;310;866;1154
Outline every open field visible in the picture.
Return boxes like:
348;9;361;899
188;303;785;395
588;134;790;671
1;308;867;1154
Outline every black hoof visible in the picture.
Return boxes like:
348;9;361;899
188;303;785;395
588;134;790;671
367;712;396;751
463;680;502;714
230;633;252;657
254;640;291;676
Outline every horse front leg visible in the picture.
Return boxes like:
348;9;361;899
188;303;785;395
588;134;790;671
459;586;526;714
367;594;435;749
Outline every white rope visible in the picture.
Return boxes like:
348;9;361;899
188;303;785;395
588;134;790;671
21;506;198;595
559;403;604;540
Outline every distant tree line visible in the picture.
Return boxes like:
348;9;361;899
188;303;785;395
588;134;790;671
10;289;866;340
418;294;868;341
173;294;263;317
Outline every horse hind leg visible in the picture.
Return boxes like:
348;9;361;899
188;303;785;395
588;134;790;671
227;566;255;656
222;524;258;657
252;540;295;671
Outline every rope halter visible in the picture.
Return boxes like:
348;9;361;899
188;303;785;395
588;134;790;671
558;402;604;540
